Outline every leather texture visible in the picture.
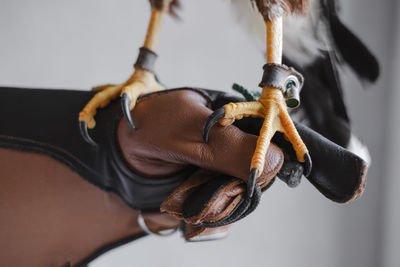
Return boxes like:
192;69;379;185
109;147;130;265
294;122;367;203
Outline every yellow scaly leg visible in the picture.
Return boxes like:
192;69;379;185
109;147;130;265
203;17;311;197
79;5;169;145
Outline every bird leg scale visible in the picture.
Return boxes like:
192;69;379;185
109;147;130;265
255;88;309;173
219;102;265;126
251;95;280;176
277;99;308;162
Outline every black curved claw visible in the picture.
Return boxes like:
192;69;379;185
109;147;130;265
303;152;312;177
202;107;225;143
79;121;98;146
247;168;258;198
121;93;136;130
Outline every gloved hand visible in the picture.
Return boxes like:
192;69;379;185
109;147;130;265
115;88;284;240
114;87;367;240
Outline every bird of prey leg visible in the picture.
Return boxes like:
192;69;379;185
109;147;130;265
78;0;177;143
203;0;311;197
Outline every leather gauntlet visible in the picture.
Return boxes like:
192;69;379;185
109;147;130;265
0;86;366;242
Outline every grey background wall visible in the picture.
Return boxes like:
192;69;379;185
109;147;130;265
0;0;398;266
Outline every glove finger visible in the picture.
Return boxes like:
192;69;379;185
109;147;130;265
181;175;245;225
161;170;264;228
198;184;262;228
161;171;246;225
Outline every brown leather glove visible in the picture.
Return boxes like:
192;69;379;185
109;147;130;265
117;88;284;240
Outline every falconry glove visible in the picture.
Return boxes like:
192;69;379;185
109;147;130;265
0;86;367;242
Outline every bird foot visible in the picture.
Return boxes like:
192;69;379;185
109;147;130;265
203;88;311;197
79;69;164;145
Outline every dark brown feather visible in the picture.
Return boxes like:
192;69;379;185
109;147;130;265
149;0;181;16
251;0;309;21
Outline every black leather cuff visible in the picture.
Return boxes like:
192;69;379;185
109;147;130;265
134;46;158;73
259;63;304;91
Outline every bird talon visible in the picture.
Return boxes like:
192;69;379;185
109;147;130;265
202;107;226;143
121;92;136;131
79;121;98;146
302;152;312;177
247;168;259;198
